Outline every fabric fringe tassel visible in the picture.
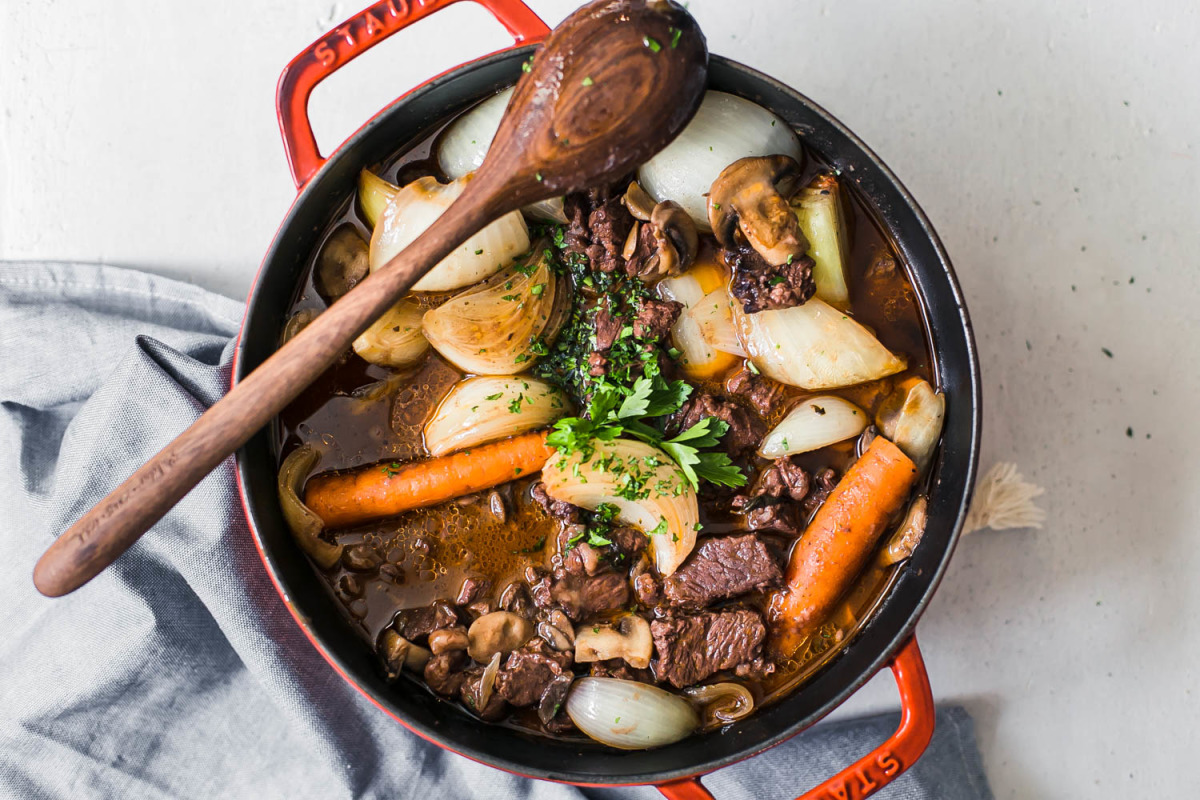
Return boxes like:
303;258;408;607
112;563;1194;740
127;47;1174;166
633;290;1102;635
963;462;1045;534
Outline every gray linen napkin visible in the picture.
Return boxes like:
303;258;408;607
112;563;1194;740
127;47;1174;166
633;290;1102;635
0;262;993;800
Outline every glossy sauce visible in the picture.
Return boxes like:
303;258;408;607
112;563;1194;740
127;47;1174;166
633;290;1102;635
276;90;933;736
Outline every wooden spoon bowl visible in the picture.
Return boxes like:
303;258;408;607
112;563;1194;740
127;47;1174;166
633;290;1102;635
33;0;708;597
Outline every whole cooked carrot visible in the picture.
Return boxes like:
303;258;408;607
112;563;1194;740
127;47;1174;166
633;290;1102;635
304;431;554;529
768;436;918;657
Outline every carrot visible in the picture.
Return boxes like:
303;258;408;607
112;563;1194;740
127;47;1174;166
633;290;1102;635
304;431;554;529
768;436;918;657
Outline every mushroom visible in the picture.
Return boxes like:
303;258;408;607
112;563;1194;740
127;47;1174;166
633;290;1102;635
574;614;653;669
626;200;699;281
537;619;574;652
428;626;470;656
315;225;370;302
467;610;534;663
380;629;432;680
623;179;657;221
707;155;808;266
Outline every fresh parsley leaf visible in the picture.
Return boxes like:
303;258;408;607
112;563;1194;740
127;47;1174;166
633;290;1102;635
692;451;747;487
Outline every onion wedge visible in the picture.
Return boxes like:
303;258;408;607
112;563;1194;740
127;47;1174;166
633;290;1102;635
758;395;869;458
541;438;698;577
794;174;851;309
369;174;529;292
422;244;564;375
423;376;569;457
734;297;906;390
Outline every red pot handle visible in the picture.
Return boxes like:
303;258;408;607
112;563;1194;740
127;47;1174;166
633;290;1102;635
276;0;549;188
658;636;935;800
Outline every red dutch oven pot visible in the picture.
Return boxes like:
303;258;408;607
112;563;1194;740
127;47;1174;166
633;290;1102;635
233;1;981;798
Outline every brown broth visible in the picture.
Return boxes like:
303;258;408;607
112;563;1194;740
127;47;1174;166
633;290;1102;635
275;89;933;739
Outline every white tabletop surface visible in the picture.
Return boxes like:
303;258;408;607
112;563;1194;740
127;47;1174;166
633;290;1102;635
3;1;1199;797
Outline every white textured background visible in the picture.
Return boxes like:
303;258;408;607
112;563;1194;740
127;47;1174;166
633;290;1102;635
3;1;1199;797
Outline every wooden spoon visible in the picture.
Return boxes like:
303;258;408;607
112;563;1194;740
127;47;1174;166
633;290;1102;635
33;0;707;597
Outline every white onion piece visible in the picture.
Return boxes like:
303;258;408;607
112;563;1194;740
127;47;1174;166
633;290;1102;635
638;91;802;228
794;174;850;309
437;87;566;223
352;298;429;368
541;439;698;577
690;288;747;357
734;297;906;390
566;678;698;750
658;273;734;378
423;376;568;457
369;174;530;292
759;395;869;458
421;246;561;375
479;651;502;710
358;169;398;231
875;379;945;473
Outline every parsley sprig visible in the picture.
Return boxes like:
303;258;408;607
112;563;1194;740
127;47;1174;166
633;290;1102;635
546;368;746;489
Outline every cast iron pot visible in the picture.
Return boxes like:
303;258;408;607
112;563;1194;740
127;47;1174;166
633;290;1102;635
233;1;981;797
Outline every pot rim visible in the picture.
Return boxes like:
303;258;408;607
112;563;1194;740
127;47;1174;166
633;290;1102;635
234;46;981;786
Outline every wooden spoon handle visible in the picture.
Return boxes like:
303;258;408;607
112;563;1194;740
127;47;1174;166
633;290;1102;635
33;192;502;597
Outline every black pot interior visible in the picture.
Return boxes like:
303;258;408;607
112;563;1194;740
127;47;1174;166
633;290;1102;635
235;48;980;785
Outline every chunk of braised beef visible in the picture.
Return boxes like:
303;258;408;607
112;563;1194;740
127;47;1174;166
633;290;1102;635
531;482;585;525
499;581;533;618
633;572;661;607
562;186;634;275
459;665;509;721
731;457;812;535
650;609;773;688
592;298;624;351
665;393;764;459
495;638;574;707
393;601;458;642
802;468;839;517
741;502;803;536
455;577;487;607
424;650;468;696
663;534;782;608
726;245;816;314
587;351;608;377
725;367;787;418
549;571;630;621
632;298;683;341
589;658;657;684
559;534;603;577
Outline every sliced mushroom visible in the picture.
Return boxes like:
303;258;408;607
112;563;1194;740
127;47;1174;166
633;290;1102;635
467;611;534;663
708;155;808;266
315;226;370;302
538;620;574;652
623;180;657;221
574;614;653;669
428;626;470;655
626;200;699;281
280;308;319;347
622;221;641;261
380;629;432;680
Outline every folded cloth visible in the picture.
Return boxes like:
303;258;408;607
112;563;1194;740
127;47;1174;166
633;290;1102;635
0;262;993;800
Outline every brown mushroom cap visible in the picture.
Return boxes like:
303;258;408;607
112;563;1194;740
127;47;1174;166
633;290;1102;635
707;155;808;266
623;180;658;221
467;610;535;663
315;226;370;302
651;201;699;274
